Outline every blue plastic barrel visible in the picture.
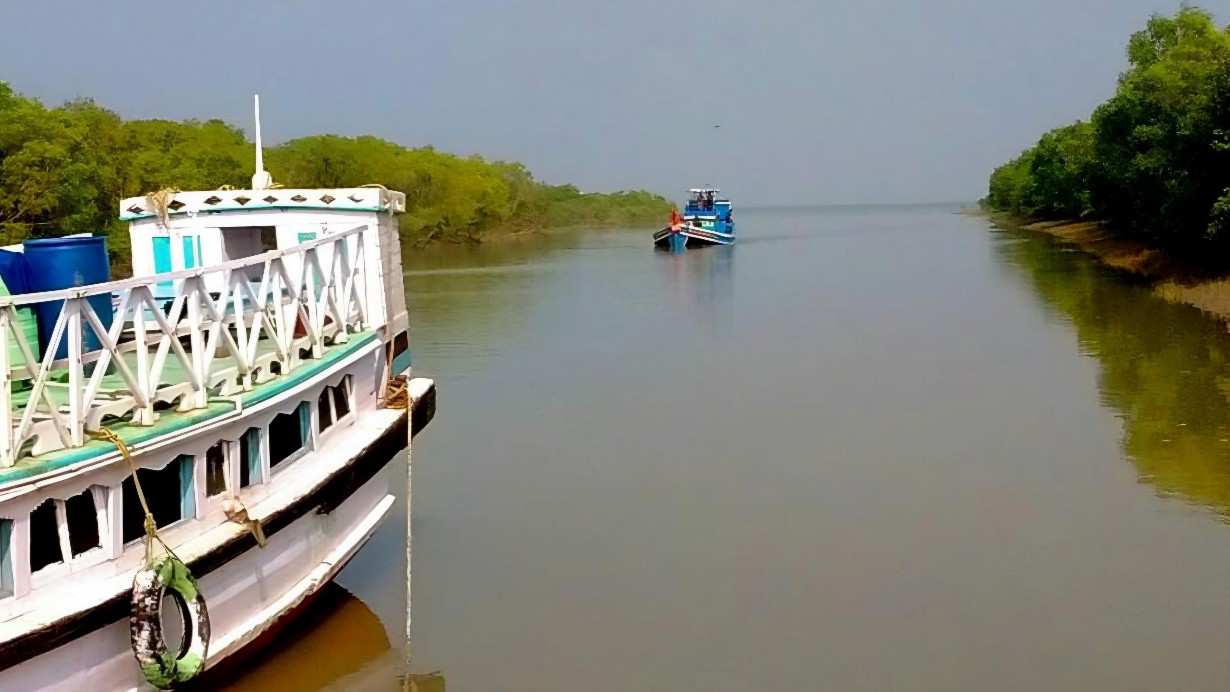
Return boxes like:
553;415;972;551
22;236;112;360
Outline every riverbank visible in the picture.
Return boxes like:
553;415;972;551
984;211;1230;322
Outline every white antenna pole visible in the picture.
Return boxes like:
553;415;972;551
251;94;273;190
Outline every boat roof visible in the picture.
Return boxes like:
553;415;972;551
118;186;406;221
688;188;721;194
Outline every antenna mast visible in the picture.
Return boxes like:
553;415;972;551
251;94;273;190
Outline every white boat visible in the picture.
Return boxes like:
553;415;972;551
0;98;436;690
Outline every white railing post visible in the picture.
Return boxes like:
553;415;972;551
269;259;287;363
187;277;208;409
304;248;323;358
132;286;155;425
231;273;252;391
66;300;84;446
0;307;12;467
336;235;355;336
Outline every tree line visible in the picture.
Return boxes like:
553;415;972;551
0;82;672;267
985;7;1230;251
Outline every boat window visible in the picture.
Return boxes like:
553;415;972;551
205;442;227;497
259;227;278;251
318;388;334;432
0;519;12;598
221;226;278;280
65;491;100;557
123;457;193;544
29;499;63;572
317;376;354;436
239;428;261;487
269;403;309;468
333;376;351;419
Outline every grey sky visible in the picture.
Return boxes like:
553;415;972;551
3;0;1228;205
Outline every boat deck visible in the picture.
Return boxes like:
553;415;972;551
0;223;379;475
0;330;378;487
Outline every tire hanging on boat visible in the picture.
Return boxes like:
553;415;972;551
129;553;211;688
90;428;212;688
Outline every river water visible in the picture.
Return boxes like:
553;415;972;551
233;205;1230;691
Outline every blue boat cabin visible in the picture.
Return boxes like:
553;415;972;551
683;188;734;235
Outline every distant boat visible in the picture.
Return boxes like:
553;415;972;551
654;188;735;250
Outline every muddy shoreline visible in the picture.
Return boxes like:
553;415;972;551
980;211;1230;322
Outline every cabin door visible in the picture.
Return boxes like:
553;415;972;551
152;234;203;298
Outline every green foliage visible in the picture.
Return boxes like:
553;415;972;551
0;81;671;271
985;6;1230;249
1025;122;1095;218
986;151;1034;214
1209;187;1230;240
265;135;671;243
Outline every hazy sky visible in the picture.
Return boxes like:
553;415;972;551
3;0;1229;205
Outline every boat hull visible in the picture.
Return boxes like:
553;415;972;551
653;224;734;250
0;382;436;692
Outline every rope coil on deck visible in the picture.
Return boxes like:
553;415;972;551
382;336;410;410
383;375;410;410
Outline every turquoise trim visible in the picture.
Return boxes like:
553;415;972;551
0;519;11;598
297;232;317;243
297;401;310;441
0;331;378;485
153;236;172;295
153;237;172;272
182;237;200;269
242;428;262;485
392;349;412;375
177;455;195;518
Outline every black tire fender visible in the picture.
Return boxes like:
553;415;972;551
129;556;211;689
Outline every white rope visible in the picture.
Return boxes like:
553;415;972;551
404;401;414;678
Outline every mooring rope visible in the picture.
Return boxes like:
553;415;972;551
378;336;416;682
90;427;182;566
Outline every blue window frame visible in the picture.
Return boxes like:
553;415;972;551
0;519;12;598
152;235;203;297
122;456;193;543
240;428;262;487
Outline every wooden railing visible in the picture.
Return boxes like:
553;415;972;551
0;224;372;467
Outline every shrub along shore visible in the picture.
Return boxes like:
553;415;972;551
984;7;1230;263
0;82;672;272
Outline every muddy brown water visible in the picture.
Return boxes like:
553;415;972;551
230;206;1230;691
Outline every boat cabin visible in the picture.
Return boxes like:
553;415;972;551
682;188;734;237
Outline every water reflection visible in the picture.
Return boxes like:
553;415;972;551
658;245;735;323
208;582;446;691
991;223;1230;517
212;584;390;691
